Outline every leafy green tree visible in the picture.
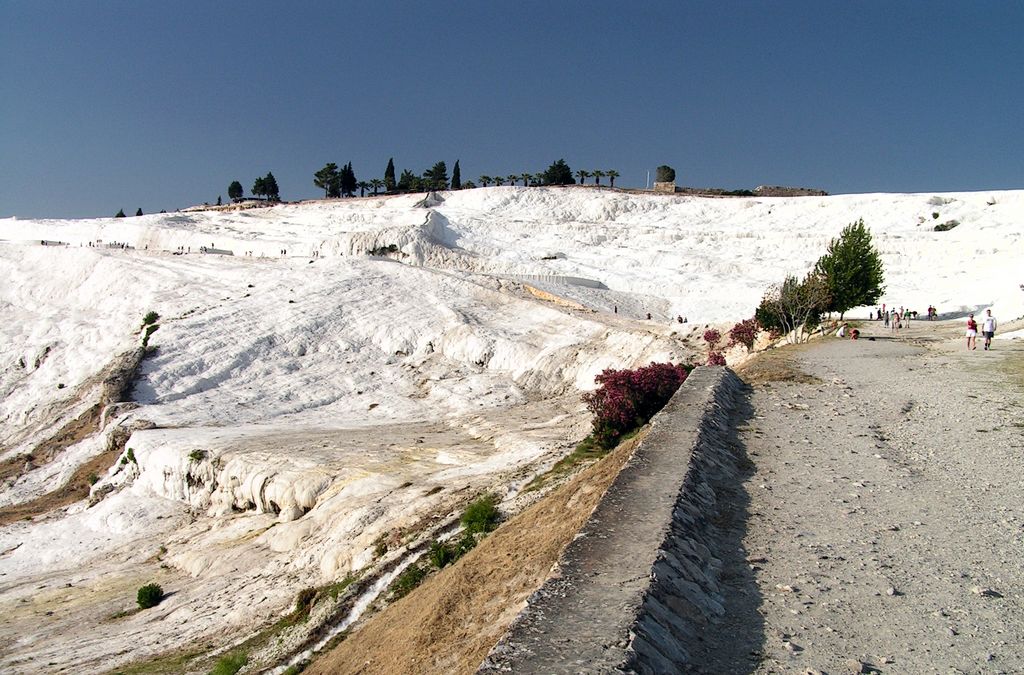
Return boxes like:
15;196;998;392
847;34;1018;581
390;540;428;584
384;158;397;193
542;159;575;185
398;169;416;192
135;208;143;216
755;272;831;341
814;219;885;318
228;181;243;202
314;163;340;198
423;161;448;190
575;169;589;184
115;209;126;218
252;176;265;200
369;178;384;195
451;160;461;189
607;169;619;187
592;169;605;185
655;165;675;183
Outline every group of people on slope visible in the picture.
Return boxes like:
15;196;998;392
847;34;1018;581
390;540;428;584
966;309;998;351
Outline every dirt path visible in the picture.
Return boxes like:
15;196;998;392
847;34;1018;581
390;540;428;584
695;320;1024;673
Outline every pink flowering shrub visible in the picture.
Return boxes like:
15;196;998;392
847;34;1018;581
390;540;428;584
702;328;721;345
706;351;727;366
727;318;760;351
582;362;691;449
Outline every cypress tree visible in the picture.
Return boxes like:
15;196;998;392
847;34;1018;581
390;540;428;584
135;208;143;216
115;209;126;218
384;158;396;193
451;160;461;189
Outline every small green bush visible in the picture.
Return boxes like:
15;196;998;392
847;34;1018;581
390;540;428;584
189;449;207;462
209;651;248;675
141;323;159;347
391;563;427;599
428;540;457;569
121;448;137;466
932;211;940;219
142;311;160;326
88;473;100;485
934;220;959;232
461;494;500;534
136;583;164;609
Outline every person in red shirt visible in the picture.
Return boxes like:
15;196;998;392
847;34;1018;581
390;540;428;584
965;313;978;350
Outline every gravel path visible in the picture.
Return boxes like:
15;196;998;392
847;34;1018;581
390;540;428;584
692;319;1024;673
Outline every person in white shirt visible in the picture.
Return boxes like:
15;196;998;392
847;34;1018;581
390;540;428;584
982;309;997;350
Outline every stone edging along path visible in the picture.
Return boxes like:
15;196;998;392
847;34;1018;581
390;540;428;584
479;365;747;674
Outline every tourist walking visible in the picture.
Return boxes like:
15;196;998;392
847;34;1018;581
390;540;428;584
982;309;997;350
966;313;978;350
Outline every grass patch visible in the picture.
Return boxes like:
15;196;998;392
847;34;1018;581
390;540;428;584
390;563;427;600
524;428;641;493
108;647;208;674
209;651;247;675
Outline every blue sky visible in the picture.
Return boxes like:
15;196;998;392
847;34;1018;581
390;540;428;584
2;1;1022;218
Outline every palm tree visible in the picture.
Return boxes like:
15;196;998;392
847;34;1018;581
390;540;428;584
592;170;605;186
606;170;620;188
369;178;384;195
507;174;518;186
494;176;505;186
463;180;477;189
520;173;531;187
533;173;545;186
576;169;590;185
357;181;370;197
479;175;492;187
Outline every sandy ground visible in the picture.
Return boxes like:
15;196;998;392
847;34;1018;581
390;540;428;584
304;428;649;674
695;318;1024;673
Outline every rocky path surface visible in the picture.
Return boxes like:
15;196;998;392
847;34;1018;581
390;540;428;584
693;321;1024;673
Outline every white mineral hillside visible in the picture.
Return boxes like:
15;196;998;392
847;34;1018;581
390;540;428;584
0;186;1021;672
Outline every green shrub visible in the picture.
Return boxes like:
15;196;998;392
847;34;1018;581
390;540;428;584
932;211;940;219
391;563;427;599
121;448;137;466
934;220;959;232
461;494;500;534
141;323;159;347
88;473;100;485
189;449;207;462
428;540;457;569
142;311;160;326
209;651;248;675
136;583;164;609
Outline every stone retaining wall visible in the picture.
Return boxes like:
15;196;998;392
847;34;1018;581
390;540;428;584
479;366;744;673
